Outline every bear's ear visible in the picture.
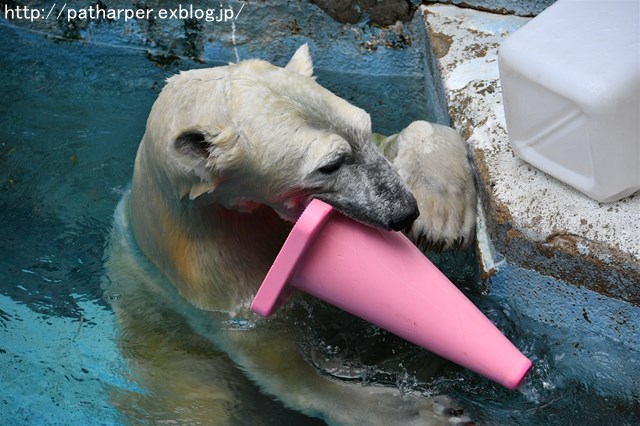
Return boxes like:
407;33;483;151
174;130;218;199
174;128;241;200
285;44;314;77
175;130;211;160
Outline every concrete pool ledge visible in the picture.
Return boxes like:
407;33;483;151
421;4;640;307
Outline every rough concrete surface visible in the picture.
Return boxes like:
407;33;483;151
422;4;640;305
427;0;556;17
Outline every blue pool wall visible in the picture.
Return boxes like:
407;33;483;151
3;0;450;135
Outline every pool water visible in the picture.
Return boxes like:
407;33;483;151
1;22;639;425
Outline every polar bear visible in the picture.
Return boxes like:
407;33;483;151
104;45;476;425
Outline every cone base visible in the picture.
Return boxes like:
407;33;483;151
250;199;334;317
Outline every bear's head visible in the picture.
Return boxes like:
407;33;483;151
142;45;418;231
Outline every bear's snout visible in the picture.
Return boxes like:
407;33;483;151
388;200;419;231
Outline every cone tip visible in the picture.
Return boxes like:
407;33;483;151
503;357;533;390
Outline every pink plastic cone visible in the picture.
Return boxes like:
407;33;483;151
251;199;532;390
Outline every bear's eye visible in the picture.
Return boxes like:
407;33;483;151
175;131;210;158
318;158;344;174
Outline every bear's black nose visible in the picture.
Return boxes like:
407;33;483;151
388;203;419;231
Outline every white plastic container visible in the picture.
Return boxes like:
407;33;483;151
498;0;640;203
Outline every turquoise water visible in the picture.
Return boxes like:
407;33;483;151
0;22;154;425
1;22;638;425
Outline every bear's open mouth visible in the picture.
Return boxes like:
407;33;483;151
270;193;312;223
228;192;312;223
267;190;313;223
228;197;262;214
